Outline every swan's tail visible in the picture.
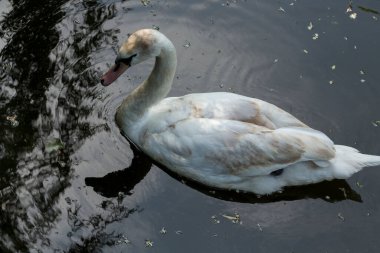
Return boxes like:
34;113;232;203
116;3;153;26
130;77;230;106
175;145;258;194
333;145;380;178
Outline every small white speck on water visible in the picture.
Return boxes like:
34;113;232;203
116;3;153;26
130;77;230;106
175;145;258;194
307;22;313;30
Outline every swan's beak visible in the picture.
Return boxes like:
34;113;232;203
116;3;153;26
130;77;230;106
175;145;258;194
100;62;129;86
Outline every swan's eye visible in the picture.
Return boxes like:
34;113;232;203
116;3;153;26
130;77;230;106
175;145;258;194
115;53;137;67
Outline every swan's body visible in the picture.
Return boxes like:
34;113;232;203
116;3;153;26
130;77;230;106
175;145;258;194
101;29;380;195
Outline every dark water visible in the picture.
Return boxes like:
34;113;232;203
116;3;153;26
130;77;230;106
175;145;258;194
1;0;380;252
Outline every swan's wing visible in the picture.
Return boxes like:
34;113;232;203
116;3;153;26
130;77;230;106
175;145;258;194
140;117;335;177
180;92;309;129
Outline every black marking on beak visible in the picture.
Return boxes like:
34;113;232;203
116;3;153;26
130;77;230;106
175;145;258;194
114;53;137;71
113;63;121;72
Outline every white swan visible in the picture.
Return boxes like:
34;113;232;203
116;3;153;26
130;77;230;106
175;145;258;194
101;29;380;195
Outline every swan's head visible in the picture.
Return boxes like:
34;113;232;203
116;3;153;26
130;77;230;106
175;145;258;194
101;29;162;86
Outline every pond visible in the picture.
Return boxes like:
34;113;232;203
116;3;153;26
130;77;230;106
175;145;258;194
1;0;380;252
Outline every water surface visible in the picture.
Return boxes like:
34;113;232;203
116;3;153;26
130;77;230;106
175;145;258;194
1;0;380;252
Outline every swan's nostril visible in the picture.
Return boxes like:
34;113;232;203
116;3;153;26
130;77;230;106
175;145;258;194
100;78;105;85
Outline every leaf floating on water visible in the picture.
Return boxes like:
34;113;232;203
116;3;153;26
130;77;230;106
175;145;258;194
222;213;241;224
329;80;334;85
116;235;131;245
360;70;365;75
278;7;285;13
145;239;154;247
140;0;150;6
307;22;313;30
360;79;366;83
331;65;336;70
349;13;357;19
183;40;191;48
303;49;309;54
122;235;131;245
274;58;278;63
211;215;221;224
312;33;319;40
371;120;380;127
152;25;160;30
337;212;345;221
159;227;167;234
257;223;263;231
356;181;364;188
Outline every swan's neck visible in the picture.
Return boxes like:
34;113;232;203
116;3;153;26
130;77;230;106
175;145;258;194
116;39;177;128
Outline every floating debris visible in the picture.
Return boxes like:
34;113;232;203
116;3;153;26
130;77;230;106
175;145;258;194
175;230;183;235
159;227;167;234
331;65;336;70
307;22;313;30
312;33;319;40
211;215;220;224
116;235;131;245
122;235;131;245
337;212;345;221
349;12;357;19
183;40;191;48
371;120;380;127
356;181;364;188
145;239;154;247
329;80;334;85
141;0;150;6
344;36;348;40
360;79;366;83
278;7;285;13
152;25;159;30
274;58;278;63
373;16;378;21
303;49;309;54
257;223;263;231
6;115;19;127
222;213;241;224
325;195;331;200
360;70;365;75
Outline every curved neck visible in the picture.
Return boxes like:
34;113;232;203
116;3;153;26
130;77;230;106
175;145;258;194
116;40;177;127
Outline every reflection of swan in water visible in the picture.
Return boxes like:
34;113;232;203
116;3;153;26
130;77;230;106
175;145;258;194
100;28;380;195
85;142;152;198
85;140;362;203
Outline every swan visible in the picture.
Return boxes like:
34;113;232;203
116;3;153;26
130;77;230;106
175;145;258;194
100;29;380;195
